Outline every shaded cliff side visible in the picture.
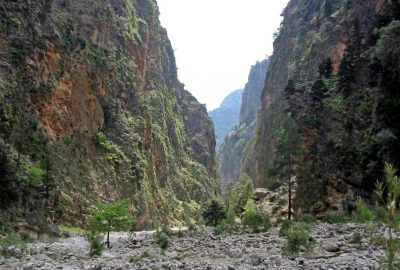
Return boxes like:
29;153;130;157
219;59;269;188
247;0;400;214
0;0;219;234
208;89;243;151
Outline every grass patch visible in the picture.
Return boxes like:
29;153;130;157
323;210;348;224
279;219;293;237
348;232;363;244
129;251;153;263
297;213;316;224
0;233;29;258
59;225;87;236
352;198;375;223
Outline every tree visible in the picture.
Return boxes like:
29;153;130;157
284;79;295;95
90;200;135;248
309;78;328;129
269;116;303;220
228;173;255;216
202;200;226;227
319;58;333;78
242;199;270;232
324;0;333;17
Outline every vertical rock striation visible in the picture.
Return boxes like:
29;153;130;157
0;0;219;233
248;0;400;214
219;59;269;188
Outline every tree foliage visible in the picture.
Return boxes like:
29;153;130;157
202;200;226;227
226;174;255;217
91;200;134;248
319;58;333;78
242;199;270;232
269;116;302;219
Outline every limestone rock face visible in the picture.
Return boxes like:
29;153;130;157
248;0;400;214
0;0;219;232
219;59;269;188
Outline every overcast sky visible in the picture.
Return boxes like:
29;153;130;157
157;0;289;110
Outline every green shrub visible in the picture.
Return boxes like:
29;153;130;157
373;206;388;221
0;214;14;235
375;163;400;269
176;230;184;238
242;199;269;232
297;213;316;224
213;223;228;235
160;224;172;236
212;220;239;235
154;231;169;251
85;231;104;257
0;233;28;258
188;223;198;237
323;210;348;224
202;200;226;227
26;165;46;185
283;226;310;255
349;232;363;244
352;197;375;223
129;251;153;263
227;174;255;216
225;207;236;226
279;219;293;237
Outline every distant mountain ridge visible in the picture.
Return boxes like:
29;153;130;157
218;59;269;188
208;89;243;150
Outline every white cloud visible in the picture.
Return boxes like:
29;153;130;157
157;0;289;110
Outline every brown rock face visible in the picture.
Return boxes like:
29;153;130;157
41;71;105;139
0;0;219;232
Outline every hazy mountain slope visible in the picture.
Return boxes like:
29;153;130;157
219;59;269;188
208;89;243;150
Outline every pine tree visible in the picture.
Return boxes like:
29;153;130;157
202;200;226;226
309;78;328;129
269;117;303;220
319;58;333;78
324;0;333;17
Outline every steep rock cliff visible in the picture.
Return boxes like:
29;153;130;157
208;89;243;151
248;0;400;214
0;0;219;234
219;59;269;188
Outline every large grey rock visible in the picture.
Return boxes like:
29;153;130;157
323;242;340;252
250;254;262;266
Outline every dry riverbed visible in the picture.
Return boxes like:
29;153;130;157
0;223;394;270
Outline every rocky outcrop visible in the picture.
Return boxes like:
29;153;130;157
0;0;219;232
239;60;270;125
248;0;400;214
219;60;269;188
208;89;243;151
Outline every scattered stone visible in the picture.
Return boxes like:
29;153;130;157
250;254;262;266
23;263;34;270
323;242;340;252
